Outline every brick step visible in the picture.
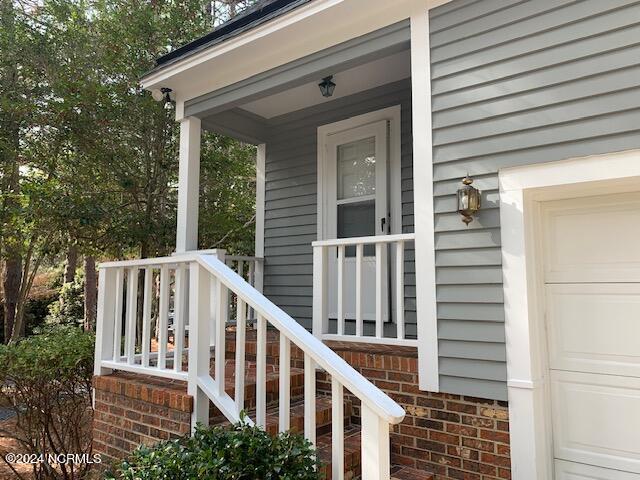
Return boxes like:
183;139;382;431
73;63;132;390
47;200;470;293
390;466;435;480
206;358;305;411
316;423;362;480
317;427;435;480
224;329;303;364
211;395;353;438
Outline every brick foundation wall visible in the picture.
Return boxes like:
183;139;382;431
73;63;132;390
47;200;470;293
93;340;511;480
320;342;511;480
92;374;192;463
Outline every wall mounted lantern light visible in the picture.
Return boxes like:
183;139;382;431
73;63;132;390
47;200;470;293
318;76;336;97
151;87;175;107
457;174;481;225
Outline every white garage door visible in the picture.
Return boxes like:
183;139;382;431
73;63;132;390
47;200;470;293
542;192;640;480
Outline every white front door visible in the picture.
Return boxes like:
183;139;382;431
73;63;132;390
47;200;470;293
541;192;640;479
325;120;389;321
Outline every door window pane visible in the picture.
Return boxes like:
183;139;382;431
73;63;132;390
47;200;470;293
337;137;375;200
337;200;375;256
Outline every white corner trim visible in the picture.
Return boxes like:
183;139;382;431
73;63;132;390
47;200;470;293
499;148;640;480
410;7;438;393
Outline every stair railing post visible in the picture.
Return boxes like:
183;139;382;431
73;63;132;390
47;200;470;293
94;267;117;376
188;261;211;432
361;403;390;480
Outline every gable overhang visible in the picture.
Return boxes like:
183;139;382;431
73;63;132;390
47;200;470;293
141;0;451;119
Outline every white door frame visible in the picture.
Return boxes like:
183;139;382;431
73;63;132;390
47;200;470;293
499;148;640;480
317;105;402;240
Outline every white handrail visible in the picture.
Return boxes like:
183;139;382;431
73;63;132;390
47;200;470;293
196;254;405;424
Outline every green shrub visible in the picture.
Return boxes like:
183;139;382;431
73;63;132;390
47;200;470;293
47;274;85;327
106;417;322;480
0;326;95;479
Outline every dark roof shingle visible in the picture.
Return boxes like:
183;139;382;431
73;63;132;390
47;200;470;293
153;0;312;71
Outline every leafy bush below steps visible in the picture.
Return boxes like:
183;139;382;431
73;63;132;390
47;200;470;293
0;326;95;480
106;417;322;480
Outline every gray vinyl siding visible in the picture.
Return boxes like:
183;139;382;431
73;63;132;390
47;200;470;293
263;79;414;333
430;0;640;400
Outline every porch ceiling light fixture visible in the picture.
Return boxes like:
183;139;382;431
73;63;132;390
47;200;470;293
318;76;336;98
457;174;481;226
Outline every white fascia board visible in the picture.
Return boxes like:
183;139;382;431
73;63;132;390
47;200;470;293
143;0;450;107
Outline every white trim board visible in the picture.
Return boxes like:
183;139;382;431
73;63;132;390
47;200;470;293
499;149;640;480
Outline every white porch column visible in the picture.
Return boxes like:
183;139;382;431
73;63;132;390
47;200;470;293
176;116;202;253
254;144;266;293
410;6;439;392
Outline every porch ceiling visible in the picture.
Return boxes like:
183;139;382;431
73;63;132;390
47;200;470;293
199;41;410;144
239;49;410;119
189;18;410;140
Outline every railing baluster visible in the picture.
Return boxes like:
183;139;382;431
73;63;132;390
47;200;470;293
396;241;405;340
173;266;187;372
332;378;344;480
235;298;246;413
375;243;383;338
248;261;255;319
215;278;228;397
312;246;328;338
141;267;153;367
355;244;363;337
248;261;255;287
157;265;170;369
279;335;291;432
256;314;267;428
112;267;124;361
361;404;390;480
125;268;139;364
209;276;217;347
237;260;245;280
337;245;345;336
304;353;316;446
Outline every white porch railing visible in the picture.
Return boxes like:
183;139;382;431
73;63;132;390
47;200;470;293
94;253;405;480
312;233;417;346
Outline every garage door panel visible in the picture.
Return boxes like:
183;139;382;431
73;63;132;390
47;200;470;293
546;283;640;377
542;193;640;283
555;459;640;480
551;370;640;474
